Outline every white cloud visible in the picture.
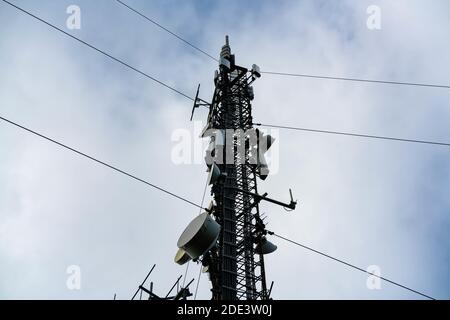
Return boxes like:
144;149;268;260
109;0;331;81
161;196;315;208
0;0;449;299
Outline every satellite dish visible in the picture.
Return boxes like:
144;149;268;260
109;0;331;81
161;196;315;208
200;121;215;138
177;212;221;260
213;129;225;146
207;200;215;213
264;134;275;152
255;237;277;255
174;248;191;265
257;151;269;180
207;162;223;185
256;128;275;153
205;140;215;168
252;64;261;78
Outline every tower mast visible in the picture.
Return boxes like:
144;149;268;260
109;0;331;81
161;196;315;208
179;36;296;300
205;36;269;300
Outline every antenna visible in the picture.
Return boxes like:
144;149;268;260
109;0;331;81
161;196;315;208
190;84;200;121
131;264;155;300
174;35;298;300
131;265;193;300
165;275;183;298
190;84;211;121
268;281;274;299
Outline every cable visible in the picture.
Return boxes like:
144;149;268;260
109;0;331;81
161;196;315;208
191;180;209;299
261;71;450;89
113;0;449;90
4;0;440;301
184;178;209;293
5;0;447;109
270;232;436;300
1;0;194;102
115;0;218;63
3;115;437;301
194;263;202;300
0;115;206;211
254;123;450;147
197;178;209;215
182;261;190;288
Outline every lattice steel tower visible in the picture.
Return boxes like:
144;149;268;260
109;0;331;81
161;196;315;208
185;36;296;300
208;35;266;300
177;36;296;300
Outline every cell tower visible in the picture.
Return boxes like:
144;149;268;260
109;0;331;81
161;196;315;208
174;36;297;300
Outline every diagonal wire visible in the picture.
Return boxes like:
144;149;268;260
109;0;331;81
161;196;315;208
0;115;206;211
1;0;194;101
192;179;209;298
194;263;203;300
4;1;449;149
182;261;190;289
113;0;450;90
260;71;450;89
254;123;450;147
197;177;210;216
115;0;218;62
183;177;209;290
1;0;443;300
270;232;436;300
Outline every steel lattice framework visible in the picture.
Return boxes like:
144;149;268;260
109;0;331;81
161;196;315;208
190;36;296;300
204;37;268;300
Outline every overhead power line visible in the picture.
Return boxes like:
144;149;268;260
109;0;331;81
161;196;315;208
270;232;436;300
1;0;194;101
260;71;450;89
254;123;450;147
114;0;450;90
115;0;218;62
4;0;442;301
2;0;448;150
4;1;448;147
0;115;206;211
0;113;436;300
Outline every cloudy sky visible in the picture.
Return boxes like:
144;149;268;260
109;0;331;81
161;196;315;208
1;0;449;300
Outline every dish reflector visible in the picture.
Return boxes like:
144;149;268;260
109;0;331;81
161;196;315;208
255;237;277;255
174;248;191;265
214;129;225;146
257;129;275;153
257;151;269;180
263;134;275;152
177;212;220;260
207;200;215;213
205;140;215;168
207;162;223;185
